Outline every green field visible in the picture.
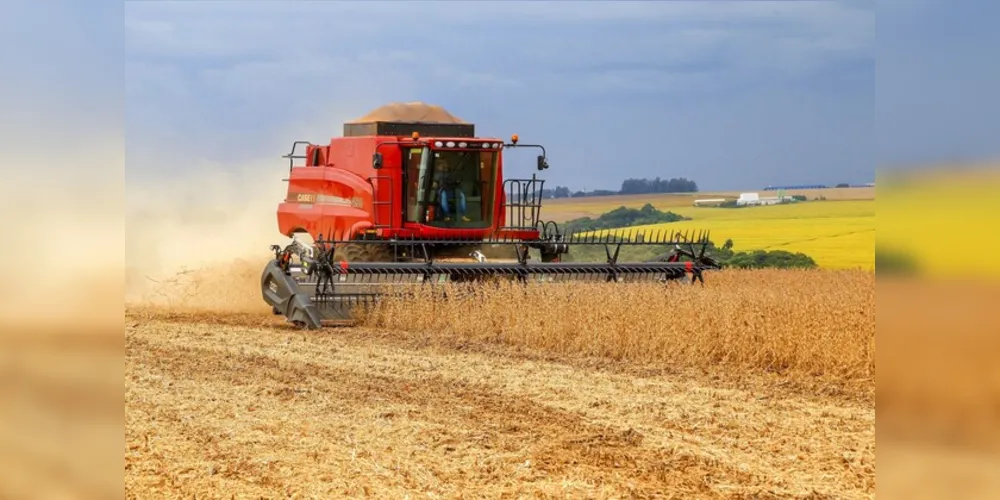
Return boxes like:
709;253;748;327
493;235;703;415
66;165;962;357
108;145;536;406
543;190;876;271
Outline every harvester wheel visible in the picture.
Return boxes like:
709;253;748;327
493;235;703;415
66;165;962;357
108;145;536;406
333;242;396;263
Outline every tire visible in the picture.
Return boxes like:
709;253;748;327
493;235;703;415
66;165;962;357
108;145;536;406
333;241;396;263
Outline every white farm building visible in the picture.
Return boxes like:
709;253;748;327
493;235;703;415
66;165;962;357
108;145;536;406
736;192;789;206
693;198;727;207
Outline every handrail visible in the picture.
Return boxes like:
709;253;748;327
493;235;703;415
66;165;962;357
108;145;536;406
367;175;394;229
500;175;545;231
282;140;313;173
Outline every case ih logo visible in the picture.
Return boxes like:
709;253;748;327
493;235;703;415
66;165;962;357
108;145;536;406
291;193;362;208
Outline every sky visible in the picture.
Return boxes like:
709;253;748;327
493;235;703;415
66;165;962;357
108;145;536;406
3;0;994;194
877;0;1000;169
120;0;883;192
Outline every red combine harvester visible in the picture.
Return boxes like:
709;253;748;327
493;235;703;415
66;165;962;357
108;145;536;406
261;102;720;328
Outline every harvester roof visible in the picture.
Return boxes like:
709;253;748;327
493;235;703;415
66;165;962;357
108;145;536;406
343;101;475;138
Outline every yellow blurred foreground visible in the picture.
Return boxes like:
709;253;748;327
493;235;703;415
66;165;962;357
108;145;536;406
877;163;1000;499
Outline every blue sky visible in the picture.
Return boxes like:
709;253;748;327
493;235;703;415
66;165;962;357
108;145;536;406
2;0;989;194
877;0;1000;168
123;0;881;191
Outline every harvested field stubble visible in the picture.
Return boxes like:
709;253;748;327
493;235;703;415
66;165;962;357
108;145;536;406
127;315;875;498
126;265;875;498
358;269;875;392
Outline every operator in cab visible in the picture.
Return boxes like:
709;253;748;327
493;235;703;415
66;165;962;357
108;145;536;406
432;156;471;223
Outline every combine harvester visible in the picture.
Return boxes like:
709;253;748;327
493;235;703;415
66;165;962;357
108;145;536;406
261;102;720;328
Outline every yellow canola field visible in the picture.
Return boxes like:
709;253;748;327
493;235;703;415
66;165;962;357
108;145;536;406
591;200;875;270
877;166;1000;278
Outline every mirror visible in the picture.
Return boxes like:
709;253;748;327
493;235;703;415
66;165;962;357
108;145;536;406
536;155;549;170
372;152;383;170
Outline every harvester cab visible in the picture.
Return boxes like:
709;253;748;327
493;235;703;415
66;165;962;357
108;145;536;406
368;131;547;232
262;102;721;328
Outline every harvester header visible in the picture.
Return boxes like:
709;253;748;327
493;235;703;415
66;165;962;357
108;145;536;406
261;102;720;327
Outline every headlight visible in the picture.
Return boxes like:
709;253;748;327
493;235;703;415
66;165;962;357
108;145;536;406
434;141;443;147
446;141;455;147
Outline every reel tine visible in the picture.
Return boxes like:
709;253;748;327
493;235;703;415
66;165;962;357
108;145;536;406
264;221;725;328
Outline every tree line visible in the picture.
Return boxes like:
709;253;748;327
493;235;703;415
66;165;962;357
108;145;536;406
540;177;699;199
560;203;690;235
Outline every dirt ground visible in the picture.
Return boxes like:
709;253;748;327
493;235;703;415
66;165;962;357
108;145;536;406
125;310;874;499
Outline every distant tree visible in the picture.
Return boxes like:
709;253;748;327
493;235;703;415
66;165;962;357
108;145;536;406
561;203;690;234
541;186;572;198
556;176;701;198
725;250;817;269
571;189;618;198
620;177;698;194
700;239;817;270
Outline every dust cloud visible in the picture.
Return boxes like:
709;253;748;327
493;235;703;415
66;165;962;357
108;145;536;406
0;141;294;327
0;141;123;330
125;157;292;314
123;107;366;315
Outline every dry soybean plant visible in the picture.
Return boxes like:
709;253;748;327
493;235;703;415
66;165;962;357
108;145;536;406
358;268;875;386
